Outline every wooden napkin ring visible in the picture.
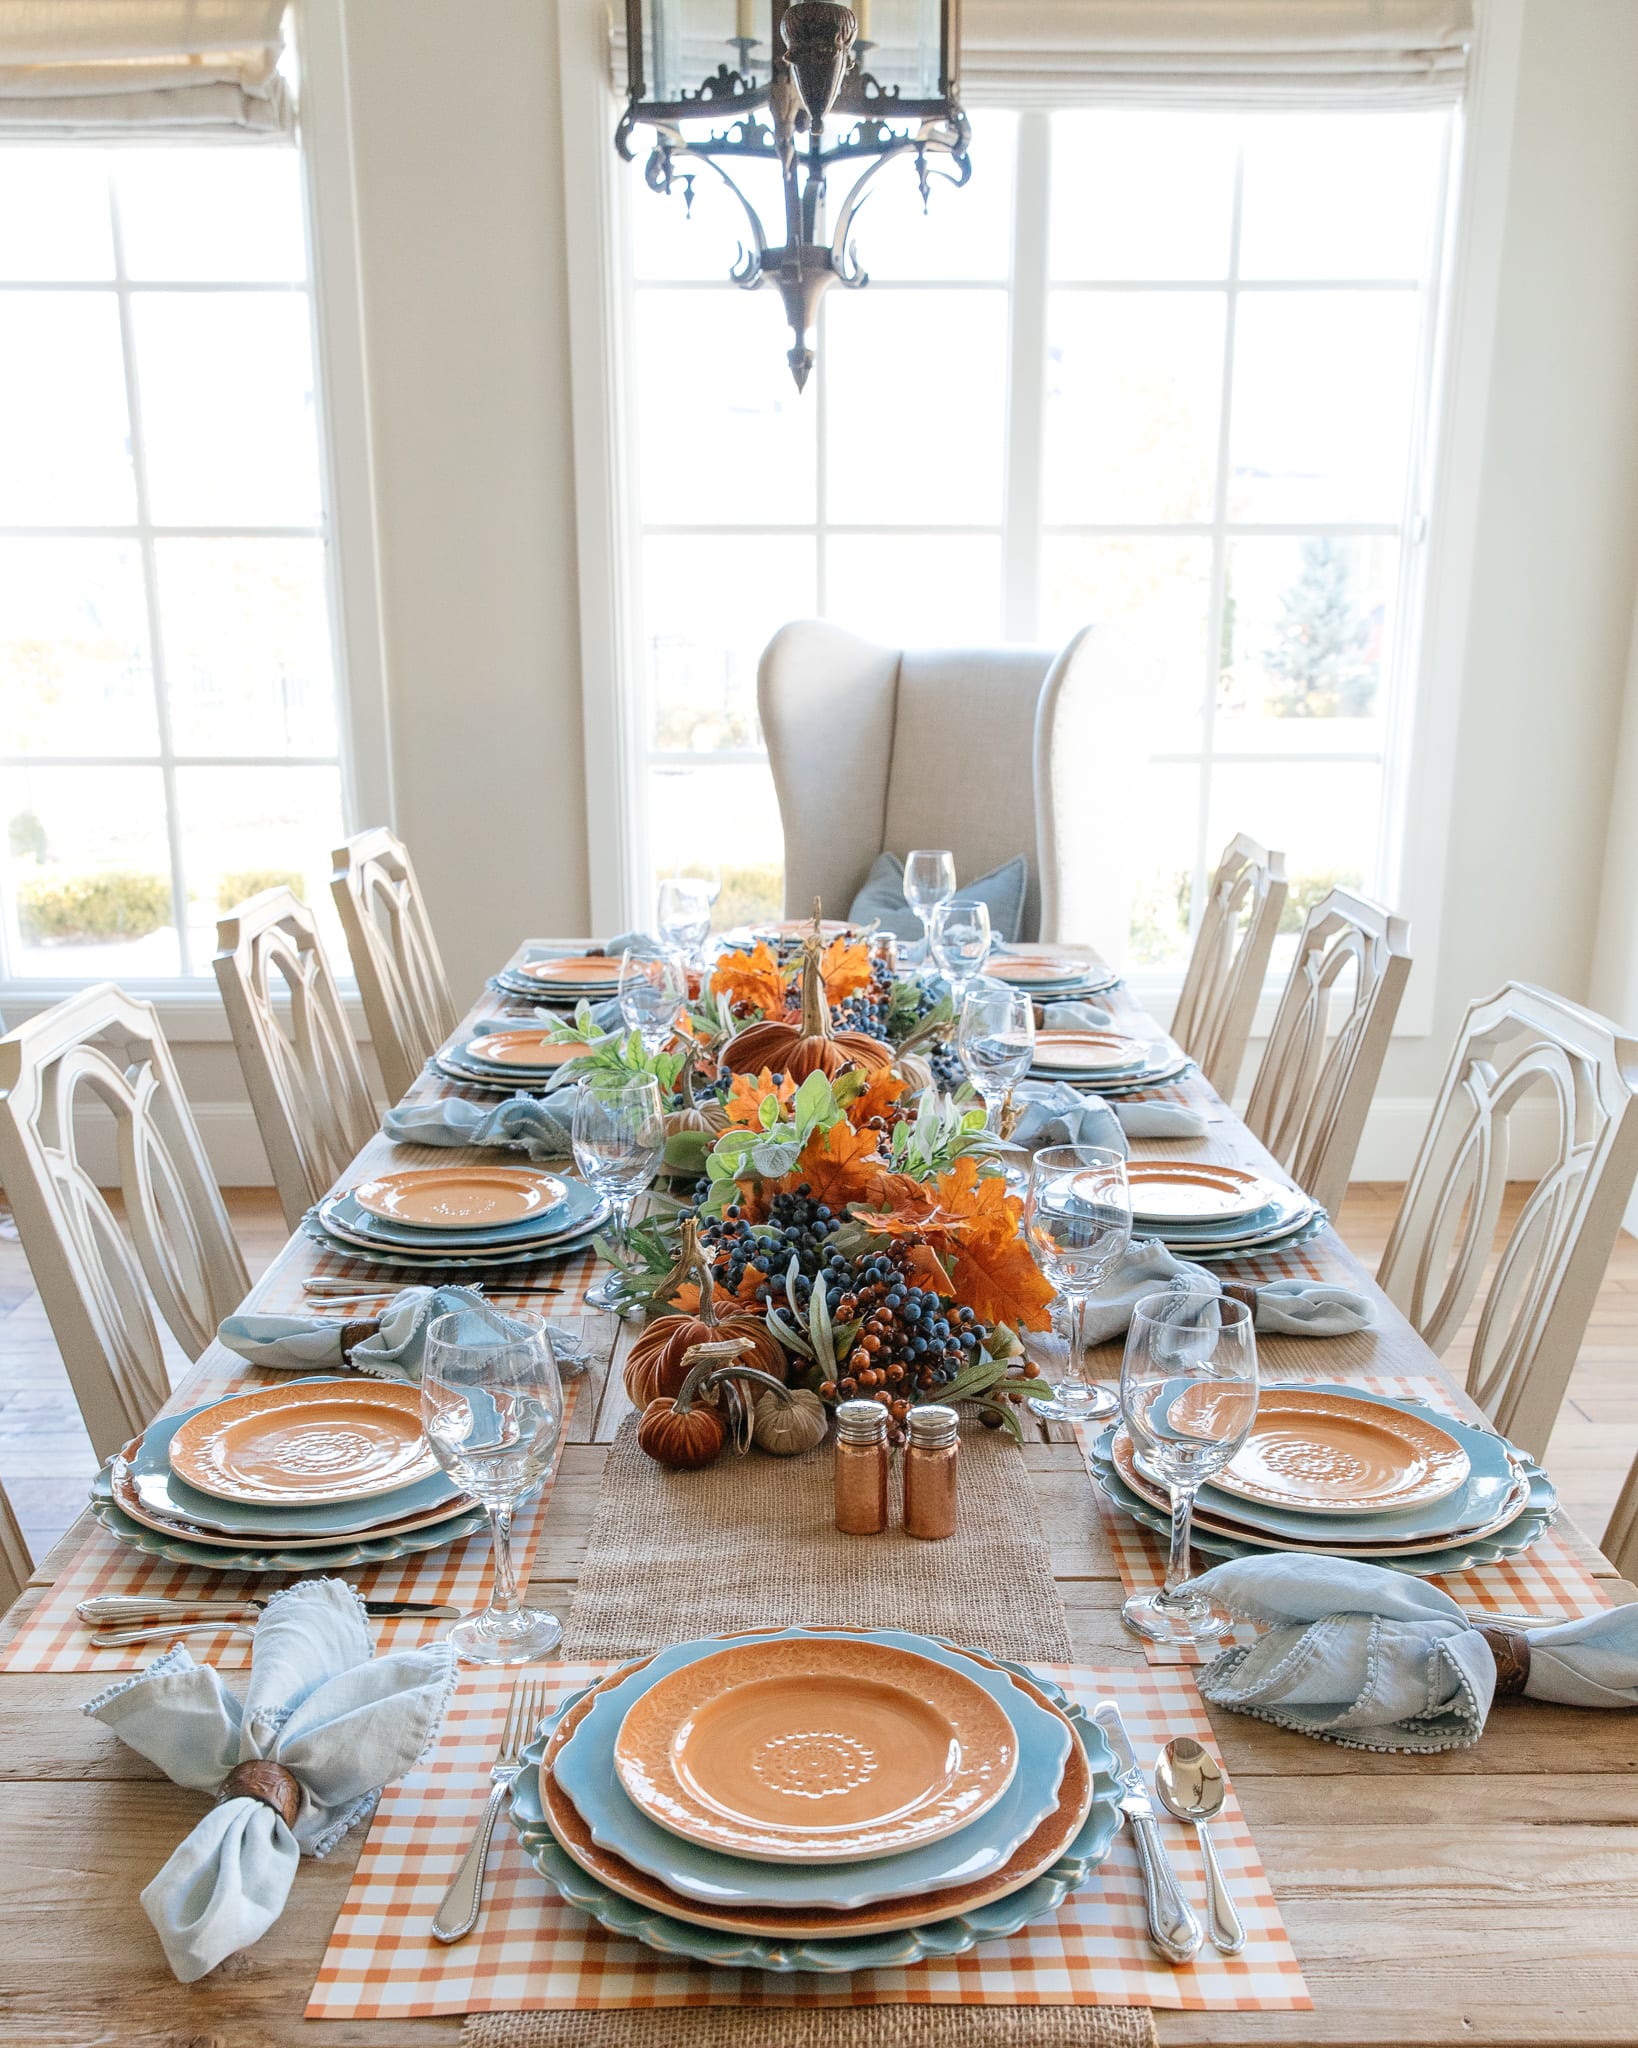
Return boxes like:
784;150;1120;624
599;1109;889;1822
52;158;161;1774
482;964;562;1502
1476;1623;1532;1696
218;1759;302;1829
1220;1282;1259;1313
339;1318;381;1363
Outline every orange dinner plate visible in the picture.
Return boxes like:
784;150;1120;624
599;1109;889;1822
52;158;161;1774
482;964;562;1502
168;1380;437;1507
351;1165;566;1228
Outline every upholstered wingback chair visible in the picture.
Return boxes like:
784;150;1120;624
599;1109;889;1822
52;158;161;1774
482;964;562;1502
756;621;1147;948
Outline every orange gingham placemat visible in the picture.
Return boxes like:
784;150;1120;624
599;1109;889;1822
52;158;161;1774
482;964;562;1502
1078;1373;1614;1666
307;1661;1308;2020
1;1365;583;1677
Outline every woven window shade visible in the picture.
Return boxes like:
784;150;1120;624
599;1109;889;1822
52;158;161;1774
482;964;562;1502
0;0;291;136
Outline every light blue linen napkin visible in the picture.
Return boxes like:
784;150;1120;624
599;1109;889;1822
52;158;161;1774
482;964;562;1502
1188;1555;1638;1752
1041;997;1115;1030
1079;1238;1372;1345
382;1091;576;1158
1005;1080;1209;1152
84;1580;454;1981
218;1283;526;1380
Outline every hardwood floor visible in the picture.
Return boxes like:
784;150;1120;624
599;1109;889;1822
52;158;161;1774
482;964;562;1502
0;1184;1633;1568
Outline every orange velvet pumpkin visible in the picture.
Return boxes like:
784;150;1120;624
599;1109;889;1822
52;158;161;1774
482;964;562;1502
721;923;892;1080
624;1218;788;1408
635;1342;791;1470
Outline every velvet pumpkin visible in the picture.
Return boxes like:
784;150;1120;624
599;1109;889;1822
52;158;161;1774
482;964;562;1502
721;923;892;1080
624;1217;788;1409
635;1342;791;1470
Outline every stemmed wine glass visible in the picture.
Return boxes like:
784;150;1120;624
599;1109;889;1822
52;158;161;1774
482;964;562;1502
957;982;1035;1134
573;1074;665;1311
930;899;991;1001
668;859;722;910
655;878;711;968
903;849;956;973
1118;1291;1259;1646
1025;1144;1132;1423
618;947;687;1052
421;1307;565;1664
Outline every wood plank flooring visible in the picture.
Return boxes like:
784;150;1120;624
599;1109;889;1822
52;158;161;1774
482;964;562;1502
0;1183;1633;1566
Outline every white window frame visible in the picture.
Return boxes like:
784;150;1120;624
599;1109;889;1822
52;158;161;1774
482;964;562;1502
0;0;389;1031
557;0;1526;1040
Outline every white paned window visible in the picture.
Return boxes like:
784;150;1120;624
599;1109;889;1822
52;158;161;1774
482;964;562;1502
0;143;348;985
624;104;1453;970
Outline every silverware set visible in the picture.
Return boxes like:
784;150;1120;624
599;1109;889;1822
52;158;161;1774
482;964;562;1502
76;1593;458;1648
432;1674;547;1943
1093;1700;1244;1962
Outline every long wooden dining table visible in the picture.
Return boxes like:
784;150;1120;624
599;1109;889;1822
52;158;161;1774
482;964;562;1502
2;942;1636;2047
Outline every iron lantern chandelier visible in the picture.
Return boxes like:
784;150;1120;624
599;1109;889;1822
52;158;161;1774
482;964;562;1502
617;0;970;388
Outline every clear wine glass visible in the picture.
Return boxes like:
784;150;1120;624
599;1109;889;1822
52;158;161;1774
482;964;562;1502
957;982;1034;1133
573;1074;665;1312
1119;1291;1259;1646
903;849;956;973
618;946;687;1052
669;858;722;908
655;878;711;966
422;1306;565;1664
1025;1144;1131;1423
930;899;991;1002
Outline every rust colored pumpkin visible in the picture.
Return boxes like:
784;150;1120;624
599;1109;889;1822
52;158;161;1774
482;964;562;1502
635;1342;791;1470
624;1217;788;1409
722;912;892;1080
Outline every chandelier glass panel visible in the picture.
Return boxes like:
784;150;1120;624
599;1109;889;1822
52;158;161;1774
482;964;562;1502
617;0;969;386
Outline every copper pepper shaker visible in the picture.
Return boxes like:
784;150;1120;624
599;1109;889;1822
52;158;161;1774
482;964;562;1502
833;1398;889;1535
903;1403;959;1540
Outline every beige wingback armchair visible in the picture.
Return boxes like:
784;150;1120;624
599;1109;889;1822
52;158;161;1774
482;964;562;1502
756;621;1147;947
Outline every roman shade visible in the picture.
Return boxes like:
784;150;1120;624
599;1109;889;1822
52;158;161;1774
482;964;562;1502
0;0;291;136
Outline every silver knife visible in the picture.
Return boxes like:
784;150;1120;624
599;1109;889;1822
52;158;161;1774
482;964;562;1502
77;1595;460;1624
1093;1700;1204;1964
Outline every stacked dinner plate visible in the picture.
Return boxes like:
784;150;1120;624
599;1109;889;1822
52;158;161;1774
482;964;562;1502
1029;1027;1192;1095
1088;1381;1558;1577
508;1626;1124;1971
90;1376;484;1571
1126;1160;1328;1264
434;1024;586;1093
305;1165;609;1272
490;951;624;1005
983;948;1122;1001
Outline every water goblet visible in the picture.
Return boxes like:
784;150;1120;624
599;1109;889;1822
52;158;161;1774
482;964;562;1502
903;849;956;973
656;878;711;966
1025;1144;1131;1423
573;1074;665;1312
930;899;991;1000
617;946;687;1052
421;1307;565;1664
957;981;1034;1133
1118;1291;1259;1646
668;859;721;908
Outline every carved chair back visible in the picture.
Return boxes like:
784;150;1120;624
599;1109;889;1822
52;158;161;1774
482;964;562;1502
0;985;249;1462
1243;887;1412;1216
330;828;457;1104
0;1481;29;1614
1170;833;1289;1099
1378;983;1638;1460
215;888;377;1231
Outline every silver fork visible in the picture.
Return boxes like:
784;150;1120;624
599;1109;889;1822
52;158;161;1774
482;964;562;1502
431;1675;546;1944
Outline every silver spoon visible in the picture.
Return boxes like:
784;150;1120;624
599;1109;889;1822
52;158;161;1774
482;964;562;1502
1154;1737;1245;1954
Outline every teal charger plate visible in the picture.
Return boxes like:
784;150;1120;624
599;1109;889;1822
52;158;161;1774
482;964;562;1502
510;1647;1123;1973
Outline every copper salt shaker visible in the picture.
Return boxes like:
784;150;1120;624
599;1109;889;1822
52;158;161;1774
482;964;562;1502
833;1398;889;1535
903;1403;960;1540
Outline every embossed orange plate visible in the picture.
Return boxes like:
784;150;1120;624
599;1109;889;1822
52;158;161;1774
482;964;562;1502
168;1380;437;1506
983;954;1092;984
520;954;622;984
1031;1030;1148;1074
351;1165;567;1227
613;1637;1018;1862
464;1031;582;1070
1206;1386;1470;1516
1126;1161;1284;1224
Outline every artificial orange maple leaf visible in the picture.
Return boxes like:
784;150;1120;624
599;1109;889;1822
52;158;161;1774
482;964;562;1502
674;1272;762;1313
709;942;788;1019
770;1119;888;1214
846;1065;909;1128
859;1157;1054;1330
724;1067;797;1130
819;935;872;1002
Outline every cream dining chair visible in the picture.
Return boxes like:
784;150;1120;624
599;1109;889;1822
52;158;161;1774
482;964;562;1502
215;887;378;1232
1170;833;1289;1099
0;985;249;1465
756;620;1151;947
1604;1457;1638;1582
1242;887;1412;1218
0;1481;30;1614
331;827;458;1104
1377;982;1638;1463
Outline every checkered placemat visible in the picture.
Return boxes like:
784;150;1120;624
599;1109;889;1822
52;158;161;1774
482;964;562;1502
307;1661;1308;2020
1078;1374;1614;1666
1;1374;581;1676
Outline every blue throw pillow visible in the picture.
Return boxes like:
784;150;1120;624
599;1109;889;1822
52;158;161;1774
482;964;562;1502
848;852;1029;943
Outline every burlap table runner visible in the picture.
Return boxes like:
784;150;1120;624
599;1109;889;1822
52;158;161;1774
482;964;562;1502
560;1417;1074;1664
464;2007;1157;2047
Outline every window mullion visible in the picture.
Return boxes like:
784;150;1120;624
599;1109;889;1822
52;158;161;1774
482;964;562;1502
106;166;194;978
1192;143;1246;940
1001;111;1050;643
